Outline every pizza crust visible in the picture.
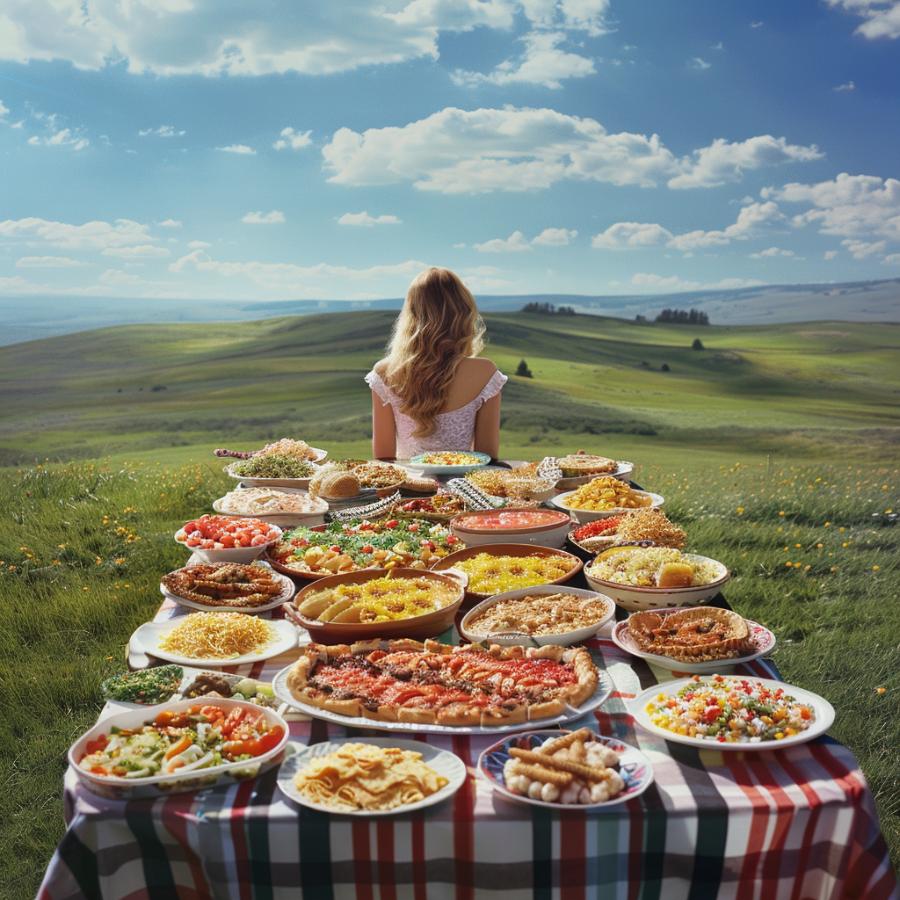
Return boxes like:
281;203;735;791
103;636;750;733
285;639;601;727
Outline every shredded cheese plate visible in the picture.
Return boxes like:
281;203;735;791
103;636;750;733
131;615;300;667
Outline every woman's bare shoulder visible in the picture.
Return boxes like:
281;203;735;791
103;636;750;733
459;356;498;376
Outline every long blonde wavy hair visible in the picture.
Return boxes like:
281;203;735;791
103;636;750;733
381;267;485;437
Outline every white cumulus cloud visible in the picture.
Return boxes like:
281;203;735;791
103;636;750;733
138;124;185;137
763;172;900;242
102;244;171;259
452;31;595;89
337;211;402;226
667;201;784;251
322;107;821;195
750;246;795;258
474;227;577;251
532;227;577;246
669;136;823;190
218;144;256;155
242;210;286;225
592;222;674;249
631;273;765;292
16;255;87;268
825;0;900;39
0;1;527;75
273;127;313;151
0;217;155;250
158;218;182;228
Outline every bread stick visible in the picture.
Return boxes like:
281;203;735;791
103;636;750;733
509;760;573;786
542;728;593;755
509;747;612;783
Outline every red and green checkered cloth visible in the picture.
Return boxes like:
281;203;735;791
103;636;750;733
40;596;897;900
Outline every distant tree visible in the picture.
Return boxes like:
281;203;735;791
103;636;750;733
151;384;167;392
515;359;534;378
656;308;709;325
521;302;576;316
634;314;648;324
660;363;671;372
691;338;705;351
639;360;650;368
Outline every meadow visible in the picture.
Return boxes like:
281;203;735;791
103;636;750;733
0;311;898;896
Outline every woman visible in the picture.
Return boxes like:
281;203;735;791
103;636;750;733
366;267;507;460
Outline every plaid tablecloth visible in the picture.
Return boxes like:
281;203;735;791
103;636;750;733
39;590;897;900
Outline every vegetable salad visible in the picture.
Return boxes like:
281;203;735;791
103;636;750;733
78;704;285;779
645;675;815;744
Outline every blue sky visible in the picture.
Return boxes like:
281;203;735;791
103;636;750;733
0;0;898;302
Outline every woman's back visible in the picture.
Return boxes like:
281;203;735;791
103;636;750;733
367;358;506;459
367;267;507;460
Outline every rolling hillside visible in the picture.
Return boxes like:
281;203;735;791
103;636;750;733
0;310;898;465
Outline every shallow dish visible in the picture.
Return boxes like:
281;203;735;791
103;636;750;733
212;492;328;529
460;585;615;647
272;664;612;735
555;461;635;489
277;738;467;816
159;562;296;614
69;697;290;799
225;461;320;490
407;450;492;476
630;676;835;750
552;489;664;524
584;549;730;612
611;614;776;673
130;617;299;668
429;543;583;601
289;567;465;644
450;508;573;549
478;729;653;810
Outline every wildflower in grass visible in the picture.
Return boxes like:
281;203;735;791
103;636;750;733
114;557;125;565
785;561;793;568
736;506;745;515
830;566;839;572
872;565;880;571
778;511;785;517
57;544;66;550
876;687;887;695
817;543;823;549
795;543;801;548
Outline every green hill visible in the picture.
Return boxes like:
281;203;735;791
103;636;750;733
1;310;898;465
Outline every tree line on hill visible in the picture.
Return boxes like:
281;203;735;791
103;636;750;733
521;302;577;316
634;308;710;325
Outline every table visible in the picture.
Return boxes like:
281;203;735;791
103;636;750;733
39;593;897;899
39;468;899;899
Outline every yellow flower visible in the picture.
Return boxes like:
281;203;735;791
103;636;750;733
778;511;785;517
872;565;880;572
876;687;887;695
816;542;823;549
794;543;801;549
785;561;793;568
736;506;745;515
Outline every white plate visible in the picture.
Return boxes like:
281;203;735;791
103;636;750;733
271;664;613;735
551;489;664;524
69;697;290;799
478;730;654;810
459;585;616;647
130;617;299;668
611;617;776;674
406;451;492;476
225;461;321;490
277;738;467;816
555;462;635;488
630;676;835;751
212;494;327;528
159;563;296;614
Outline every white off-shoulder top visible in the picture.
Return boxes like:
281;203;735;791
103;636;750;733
365;368;508;459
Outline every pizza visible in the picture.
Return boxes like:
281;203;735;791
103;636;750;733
285;639;599;727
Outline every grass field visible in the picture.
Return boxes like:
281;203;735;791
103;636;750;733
0;311;898;896
1;311;898;465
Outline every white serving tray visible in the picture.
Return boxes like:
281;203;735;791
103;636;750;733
271;664;613;735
